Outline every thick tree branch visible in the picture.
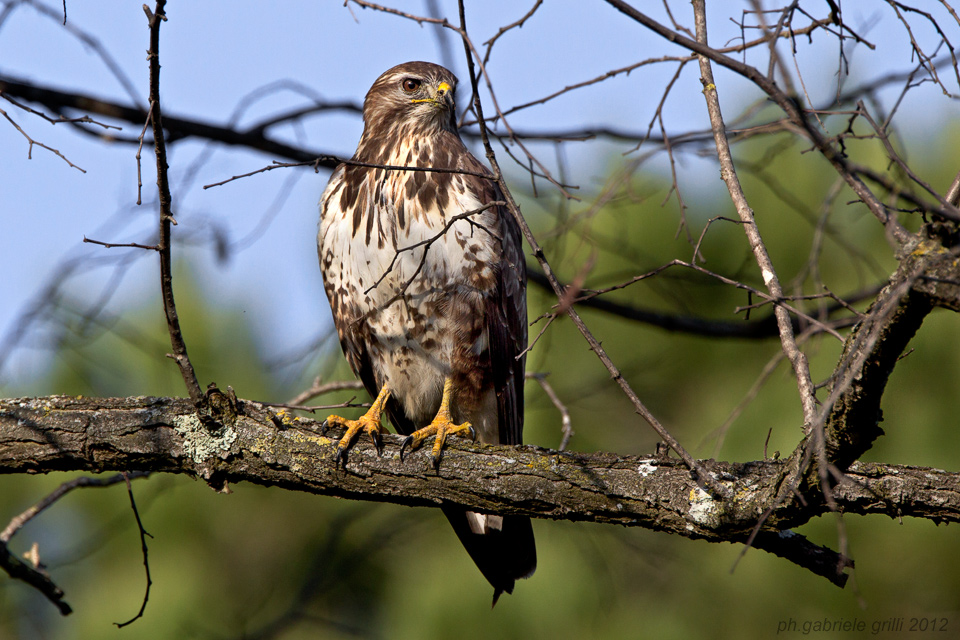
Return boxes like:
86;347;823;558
822;228;960;472
751;224;960;525
4;394;960;597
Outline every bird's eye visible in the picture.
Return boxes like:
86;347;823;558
401;78;422;93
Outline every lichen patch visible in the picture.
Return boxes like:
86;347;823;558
172;414;237;463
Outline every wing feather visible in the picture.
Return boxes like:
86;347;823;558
459;154;527;446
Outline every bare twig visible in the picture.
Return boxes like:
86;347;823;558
203;156;493;190
0;105;86;171
0;92;119;130
694;0;818;431
83;236;159;251
143;1;203;405
1;472;150;544
113;472;152;628
286;377;366;407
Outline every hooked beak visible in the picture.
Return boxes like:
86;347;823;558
413;81;454;109
435;81;453;104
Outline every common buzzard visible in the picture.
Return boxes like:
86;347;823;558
317;61;536;604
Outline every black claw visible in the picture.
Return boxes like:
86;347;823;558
372;432;384;457
334;446;346;468
320;419;330;436
399;436;414;461
429;450;443;470
468;425;476;440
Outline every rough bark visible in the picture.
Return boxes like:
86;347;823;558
3;395;958;536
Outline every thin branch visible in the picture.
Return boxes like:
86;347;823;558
203;157;493;190
113;473;152;628
0;92;119;130
83;236;159;251
1;472;149;544
0;105;86;171
855;101;960;221
363;202;502;297
286;377;366;407
692;0;818;432
144;1;203;405
0;75;341;166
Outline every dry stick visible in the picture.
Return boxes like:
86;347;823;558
113;472;153;628
135;108;153;205
481;0;543;66
471;12;843;128
363;202;502;296
692;0;818;432
455;0;729;499
144;1;203;405
203;156;493;190
265;399;366;414
0;92;119;130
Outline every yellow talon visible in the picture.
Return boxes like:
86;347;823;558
400;378;474;467
323;385;391;466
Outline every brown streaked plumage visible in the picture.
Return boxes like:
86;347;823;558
317;61;535;604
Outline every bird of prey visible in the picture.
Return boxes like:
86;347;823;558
317;61;536;604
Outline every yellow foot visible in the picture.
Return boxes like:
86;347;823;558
400;379;474;468
322;385;391;467
399;417;474;468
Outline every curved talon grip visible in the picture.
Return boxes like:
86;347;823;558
399;435;415;461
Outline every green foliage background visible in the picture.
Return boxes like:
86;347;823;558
2;132;959;639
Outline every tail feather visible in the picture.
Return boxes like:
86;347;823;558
385;399;536;604
441;506;536;606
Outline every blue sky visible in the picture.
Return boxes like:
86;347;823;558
0;0;954;394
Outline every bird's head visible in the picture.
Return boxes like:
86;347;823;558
363;61;459;135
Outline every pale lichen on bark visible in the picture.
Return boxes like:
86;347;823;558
172;414;236;464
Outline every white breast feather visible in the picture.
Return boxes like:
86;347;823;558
319;164;498;428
